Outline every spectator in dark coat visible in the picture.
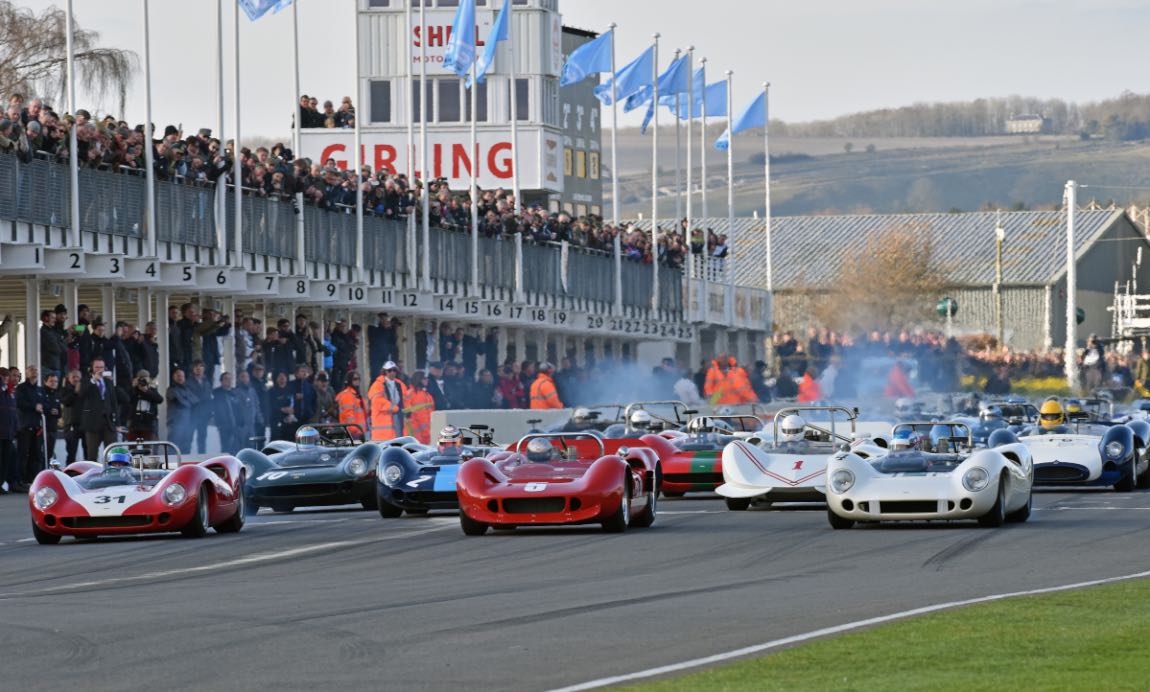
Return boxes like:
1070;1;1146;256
41;372;62;465
15;365;46;483
213;372;243;453
40;310;67;377
185;361;214;454
425;362;450;411
268;372;297;441
367;314;400;376
74;358;127;462
166;369;198;454
125;370;164;442
78;320;109;375
233;370;262;448
0;367;23;492
59;369;82;463
287;364;317;425
201;308;231;384
107;321;136;391
329;320;354;389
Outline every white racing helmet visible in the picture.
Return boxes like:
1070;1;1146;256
778;415;806;443
895;398;914;416
572;407;592;424
525;437;553;463
688;416;715;434
630;410;653;431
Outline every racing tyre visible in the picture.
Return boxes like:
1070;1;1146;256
491;525;517;531
181;487;211;538
602;478;631;533
1005;490;1032;523
360;494;379;511
827;508;855;530
977;478;1007;528
269;504;295;514
725;497;752;511
1115;466;1136;493
215;479;247;534
1138;461;1150;490
405;508;429;516
630;479;657;528
378;499;403;518
460;511;488;536
32;522;61;545
662;491;685;498
244;498;260;517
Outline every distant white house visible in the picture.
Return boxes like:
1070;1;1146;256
1006;114;1049;134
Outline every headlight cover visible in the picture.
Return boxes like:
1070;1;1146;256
962;467;990;492
383;464;404;486
33;487;58;510
163;482;187;506
1105;441;1125;460
347;457;367;476
829;469;855;494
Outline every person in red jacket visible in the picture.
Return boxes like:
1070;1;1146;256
496;365;526;409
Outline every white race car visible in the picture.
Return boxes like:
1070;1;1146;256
1019;416;1150;491
717;406;858;510
825;422;1034;529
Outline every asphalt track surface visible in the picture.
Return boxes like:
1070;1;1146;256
2;489;1150;691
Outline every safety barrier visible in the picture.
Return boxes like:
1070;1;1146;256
0;152;683;314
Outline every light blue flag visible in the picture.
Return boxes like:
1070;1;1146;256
468;0;510;87
715;90;768;151
676;80;727;120
638;54;692;133
560;29;613;87
239;0;288;21
443;0;477;78
593;45;655;106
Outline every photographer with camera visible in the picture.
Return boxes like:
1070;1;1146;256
126;370;164;442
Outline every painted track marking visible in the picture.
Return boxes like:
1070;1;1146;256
550;568;1150;691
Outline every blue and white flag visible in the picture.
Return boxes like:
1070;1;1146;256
715;90;768;151
560;29;613;87
443;0;478;79
238;0;292;21
468;0;510;87
639;54;692;133
593;45;655;106
677;79;727;120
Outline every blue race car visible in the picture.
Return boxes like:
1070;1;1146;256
376;425;500;518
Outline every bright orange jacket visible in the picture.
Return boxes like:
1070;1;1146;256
884;363;915;399
405;389;435;444
529;373;563;409
703;360;723;399
369;380;403;441
727;367;758;404
335;386;367;439
797;372;823;403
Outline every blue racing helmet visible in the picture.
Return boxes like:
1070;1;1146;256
107;447;132;467
296;426;320;451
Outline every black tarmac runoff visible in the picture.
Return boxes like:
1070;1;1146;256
2;490;1149;691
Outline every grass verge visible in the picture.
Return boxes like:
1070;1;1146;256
629;578;1150;691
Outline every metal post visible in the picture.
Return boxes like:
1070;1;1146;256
725;71;734;289
672;48;682;224
215;0;226;266
609;23;619;227
470;59;480;295
141;0;157;258
406;0;417;284
508;2;520;214
354;7;365;279
650;34;661;313
233;0;244;269
155;292;170;440
25;279;40;372
763;82;771;294
614;234;623;315
420;0;431;291
1065;180;1079;390
685;47;694;282
65;0;80;247
292;0;305;274
995;210;1005;350
514;231;525;302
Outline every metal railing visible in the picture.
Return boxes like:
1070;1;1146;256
0;152;682;314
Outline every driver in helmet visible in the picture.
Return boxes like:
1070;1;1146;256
895;398;915;418
1038;399;1066;433
891;429;926;453
563;407;595;432
776;414;807;448
437;425;464;456
296;426;320;451
688;416;715;435
628;410;653;435
104;447;136;477
524;437;556;463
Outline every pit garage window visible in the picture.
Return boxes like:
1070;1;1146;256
369;80;391;123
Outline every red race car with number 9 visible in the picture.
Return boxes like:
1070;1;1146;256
455;432;661;535
28;442;246;544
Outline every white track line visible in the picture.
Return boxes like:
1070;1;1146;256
549;568;1150;692
0;523;454;600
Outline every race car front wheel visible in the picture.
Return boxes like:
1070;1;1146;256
460;511;488;536
32;522;62;545
827;508;855;530
181;487;211;538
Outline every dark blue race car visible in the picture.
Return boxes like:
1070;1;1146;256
376;426;501;518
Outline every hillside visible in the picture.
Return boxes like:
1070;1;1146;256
606;130;1150;220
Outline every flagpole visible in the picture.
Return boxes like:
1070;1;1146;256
65;0;79;247
609;23;622;316
141;0;156;259
672;48;682;225
354;4;365;279
215;0;225;262
685;46;694;283
233;0;243;268
470;57;480;295
763;82;772;294
508;2;520;215
725;69;733;293
405;0;415;280
699;56;707;280
650;33;660;313
420;0;430;291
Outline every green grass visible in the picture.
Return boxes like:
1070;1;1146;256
629;578;1150;691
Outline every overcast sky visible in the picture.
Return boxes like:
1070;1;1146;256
15;0;1150;138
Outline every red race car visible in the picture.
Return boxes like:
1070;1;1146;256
658;415;769;497
28;442;246;544
455;432;661;535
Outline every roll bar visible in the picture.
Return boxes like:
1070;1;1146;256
891;421;974;449
697;415;764;433
623;400;689;426
773;406;858;444
103;440;183;473
513;432;606;459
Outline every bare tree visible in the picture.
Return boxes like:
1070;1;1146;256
0;1;136;116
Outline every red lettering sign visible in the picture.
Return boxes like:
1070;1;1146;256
488;141;513;178
413;25;486;48
317;140;513;181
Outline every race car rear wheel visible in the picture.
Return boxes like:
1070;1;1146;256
360;494;379;510
1115;465;1136;492
215;478;247;534
630;477;658;528
32;522;61;545
602;477;631;533
181;487;211;538
460;511;488;536
378;499;403;518
827;508;855;530
977;477;1007;528
1138;461;1150;490
1005;490;1032;523
725;497;752;511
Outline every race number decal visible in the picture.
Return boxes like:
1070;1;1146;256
257;471;289;481
406;475;432;488
524;483;548;492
